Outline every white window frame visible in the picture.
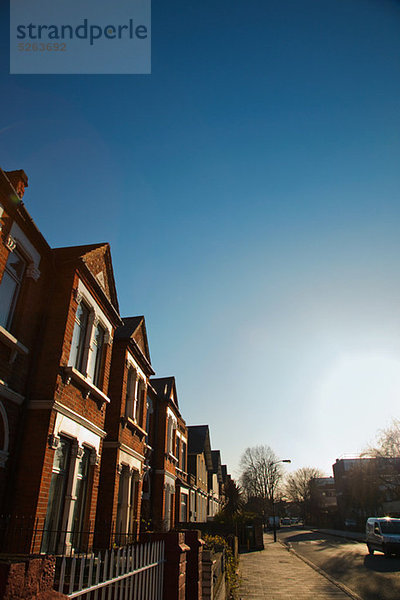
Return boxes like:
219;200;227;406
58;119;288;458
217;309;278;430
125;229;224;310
67;280;112;387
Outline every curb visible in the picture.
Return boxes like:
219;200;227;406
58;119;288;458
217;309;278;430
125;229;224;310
280;540;364;600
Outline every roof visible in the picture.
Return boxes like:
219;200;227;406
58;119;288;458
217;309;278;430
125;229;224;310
115;316;153;372
53;242;119;315
0;168;51;254
211;450;223;483
187;425;213;471
151;377;179;410
52;242;108;262
115;316;143;339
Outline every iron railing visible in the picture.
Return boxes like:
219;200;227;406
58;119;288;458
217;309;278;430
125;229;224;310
0;515;138;557
56;541;165;599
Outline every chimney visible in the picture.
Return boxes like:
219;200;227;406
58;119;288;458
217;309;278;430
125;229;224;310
4;169;28;200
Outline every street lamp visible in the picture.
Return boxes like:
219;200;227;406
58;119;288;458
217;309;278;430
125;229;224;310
271;459;291;543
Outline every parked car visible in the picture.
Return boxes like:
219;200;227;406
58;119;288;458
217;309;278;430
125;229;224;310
281;517;291;526
366;517;400;557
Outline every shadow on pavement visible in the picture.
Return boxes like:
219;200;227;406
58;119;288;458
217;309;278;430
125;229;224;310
282;530;346;545
363;555;400;573
276;528;400;600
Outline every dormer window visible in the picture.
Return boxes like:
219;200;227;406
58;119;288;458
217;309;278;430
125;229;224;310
0;249;27;330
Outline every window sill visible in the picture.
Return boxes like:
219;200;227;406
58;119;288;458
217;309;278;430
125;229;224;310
0;325;29;363
120;416;147;439
63;366;110;406
166;452;178;465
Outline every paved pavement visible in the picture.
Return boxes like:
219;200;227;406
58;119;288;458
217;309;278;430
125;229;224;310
313;528;365;543
239;534;353;599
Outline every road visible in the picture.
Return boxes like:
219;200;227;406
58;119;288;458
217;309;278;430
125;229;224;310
277;527;400;600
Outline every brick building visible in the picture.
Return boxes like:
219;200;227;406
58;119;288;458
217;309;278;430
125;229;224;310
15;241;121;554
0;169;51;517
187;425;213;523
146;377;189;531
95;316;154;546
209;450;224;518
0;165;230;557
0;168;124;554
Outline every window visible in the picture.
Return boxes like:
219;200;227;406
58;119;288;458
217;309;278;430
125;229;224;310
87;322;105;386
42;436;72;553
116;466;139;542
137;380;145;427
71;446;91;550
167;417;173;453
181;442;187;471
125;368;136;419
0;249;27;330
69;303;90;373
180;493;188;522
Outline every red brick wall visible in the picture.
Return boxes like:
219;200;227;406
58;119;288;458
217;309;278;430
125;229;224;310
0;188;54;520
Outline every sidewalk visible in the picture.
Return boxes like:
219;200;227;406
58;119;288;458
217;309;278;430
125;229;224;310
239;534;353;599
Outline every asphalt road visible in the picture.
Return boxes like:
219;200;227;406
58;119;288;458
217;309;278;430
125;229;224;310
277;527;400;600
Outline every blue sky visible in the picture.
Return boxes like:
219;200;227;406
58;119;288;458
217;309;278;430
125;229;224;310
1;0;400;478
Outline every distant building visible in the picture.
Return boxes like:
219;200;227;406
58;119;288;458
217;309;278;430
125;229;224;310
187;425;213;522
333;457;400;525
310;477;337;526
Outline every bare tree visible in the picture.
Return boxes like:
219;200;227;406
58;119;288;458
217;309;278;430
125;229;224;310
361;419;400;504
239;445;285;511
285;467;324;522
366;418;400;458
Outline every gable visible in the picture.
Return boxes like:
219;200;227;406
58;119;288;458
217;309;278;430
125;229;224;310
81;244;119;311
132;319;151;364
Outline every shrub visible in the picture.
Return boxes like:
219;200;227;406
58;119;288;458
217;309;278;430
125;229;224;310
203;534;239;599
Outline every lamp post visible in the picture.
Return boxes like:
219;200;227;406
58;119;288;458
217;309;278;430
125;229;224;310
271;459;291;543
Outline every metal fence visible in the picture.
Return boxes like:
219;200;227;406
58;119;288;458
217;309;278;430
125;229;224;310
56;540;165;599
0;515;138;556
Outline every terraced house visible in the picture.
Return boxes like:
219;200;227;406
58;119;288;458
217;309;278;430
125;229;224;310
0;169;50;519
95;316;154;546
0;166;230;564
15;241;121;554
147;377;189;531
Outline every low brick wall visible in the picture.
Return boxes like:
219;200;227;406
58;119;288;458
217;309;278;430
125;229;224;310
202;550;228;600
0;556;66;600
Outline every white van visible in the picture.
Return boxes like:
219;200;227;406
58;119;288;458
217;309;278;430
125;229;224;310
366;517;400;557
